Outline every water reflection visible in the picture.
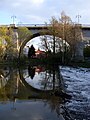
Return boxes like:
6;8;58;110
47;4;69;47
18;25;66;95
0;65;72;120
28;65;35;79
0;67;10;88
0;67;19;102
22;65;63;91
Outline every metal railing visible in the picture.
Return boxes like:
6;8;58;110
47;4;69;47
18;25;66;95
82;24;90;27
1;23;90;28
16;24;51;27
0;23;51;27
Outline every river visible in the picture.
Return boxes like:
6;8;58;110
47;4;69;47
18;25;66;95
0;65;90;120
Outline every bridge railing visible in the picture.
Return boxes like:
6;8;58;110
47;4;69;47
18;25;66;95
16;24;90;28
82;24;90;28
16;24;51;27
1;23;90;28
0;24;51;28
0;25;10;27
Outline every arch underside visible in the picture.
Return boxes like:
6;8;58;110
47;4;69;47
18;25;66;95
19;30;71;58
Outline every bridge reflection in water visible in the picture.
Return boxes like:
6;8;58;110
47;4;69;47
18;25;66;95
0;65;72;120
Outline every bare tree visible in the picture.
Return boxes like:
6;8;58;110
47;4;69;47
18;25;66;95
40;11;82;62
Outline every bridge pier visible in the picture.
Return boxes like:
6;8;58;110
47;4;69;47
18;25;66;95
74;41;84;61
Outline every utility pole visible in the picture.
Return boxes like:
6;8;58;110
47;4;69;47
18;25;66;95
76;14;81;24
11;15;16;24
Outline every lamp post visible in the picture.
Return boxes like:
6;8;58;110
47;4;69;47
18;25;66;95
11;15;16;24
76;14;81;24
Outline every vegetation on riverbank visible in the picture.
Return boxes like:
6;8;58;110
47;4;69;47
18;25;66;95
0;55;90;68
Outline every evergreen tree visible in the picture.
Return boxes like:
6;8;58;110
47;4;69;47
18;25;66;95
28;45;35;59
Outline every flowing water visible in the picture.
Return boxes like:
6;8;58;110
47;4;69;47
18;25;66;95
0;65;90;120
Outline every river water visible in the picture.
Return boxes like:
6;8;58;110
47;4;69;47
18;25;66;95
0;65;90;120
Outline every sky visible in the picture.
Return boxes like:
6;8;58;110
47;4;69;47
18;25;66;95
1;0;90;50
0;0;90;25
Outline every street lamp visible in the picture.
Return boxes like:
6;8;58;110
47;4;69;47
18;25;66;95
11;15;16;24
76;14;81;24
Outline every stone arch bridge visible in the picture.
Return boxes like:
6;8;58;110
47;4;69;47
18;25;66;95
12;24;90;60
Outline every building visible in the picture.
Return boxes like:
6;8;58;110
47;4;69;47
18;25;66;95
35;49;46;58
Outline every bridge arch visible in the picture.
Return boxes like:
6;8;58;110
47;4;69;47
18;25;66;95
19;30;50;58
18;30;72;59
18;25;84;61
19;68;55;93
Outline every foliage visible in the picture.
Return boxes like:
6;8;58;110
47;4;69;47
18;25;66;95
40;11;81;63
17;27;32;46
0;26;32;61
0;27;14;60
28;45;36;59
84;45;90;57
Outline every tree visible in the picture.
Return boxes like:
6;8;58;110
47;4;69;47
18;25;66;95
40;17;59;55
84;45;90;57
28;45;35;59
40;11;82;62
17;27;32;47
17;27;32;59
0;26;16;60
0;26;32;61
40;35;51;52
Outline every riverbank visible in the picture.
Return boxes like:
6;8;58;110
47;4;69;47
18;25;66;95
66;61;90;68
0;58;90;68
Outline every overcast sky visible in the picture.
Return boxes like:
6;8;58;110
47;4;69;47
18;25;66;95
0;0;90;25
